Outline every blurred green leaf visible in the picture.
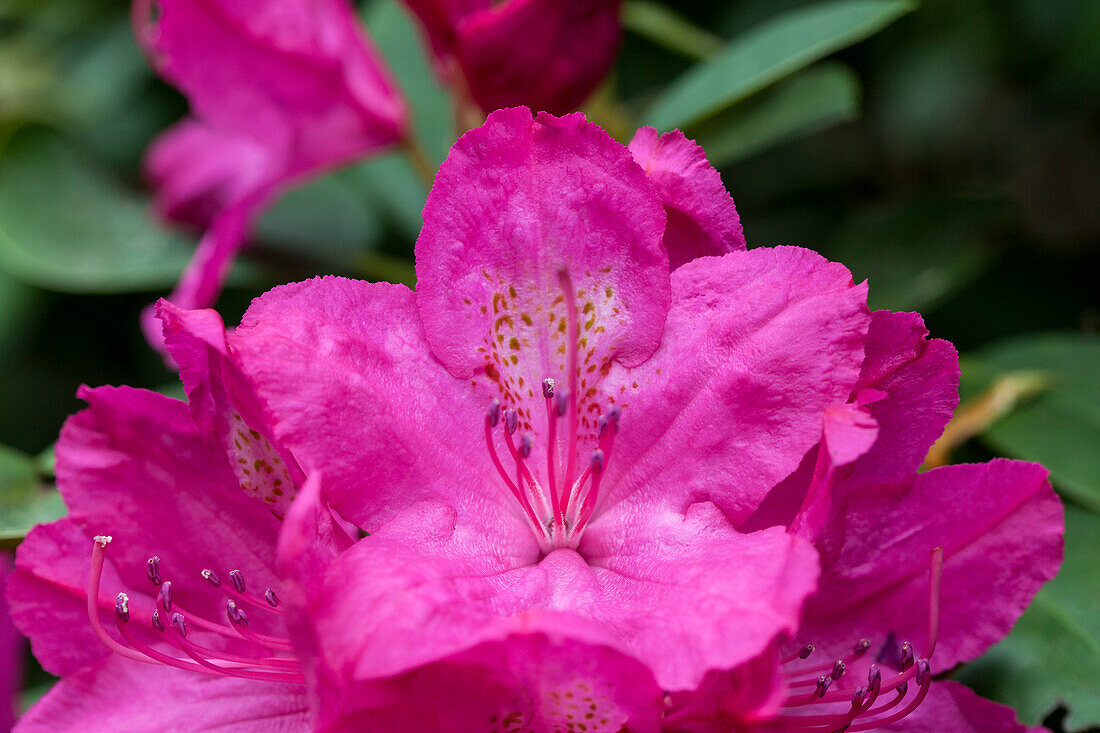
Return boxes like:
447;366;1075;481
644;0;914;131
828;198;999;313
955;505;1100;728
692;62;860;166
0;128;196;292
0;443;64;548
348;153;427;242
621;0;722;60
256;172;382;269
364;0;452;166
969;334;1100;512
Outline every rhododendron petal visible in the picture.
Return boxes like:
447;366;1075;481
160;301;303;515
307;499;816;692
0;557;17;732
598;247;869;525
417;107;669;378
326;633;664;732
455;0;622;114
881;680;1035;732
629;127;746;269
10;387;283;676
140;0;406;172
802;460;1063;672
229;277;528;538
146;118;275;228
14;656;308;732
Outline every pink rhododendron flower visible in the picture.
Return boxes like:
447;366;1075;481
401;0;622;115
133;0;408;349
6;108;1062;731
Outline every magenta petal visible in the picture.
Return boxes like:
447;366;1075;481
848;311;959;486
309;499;816;693
416;107;669;378
1;555;22;731
599;247;870;525
628;127;746;269
881;680;1035;732
802;460;1063;672
229;277;526;537
146;118;276;228
15;655;308;732
139;0;406;174
455;0;622;114
327;632;664;732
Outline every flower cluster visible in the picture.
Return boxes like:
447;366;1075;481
8;107;1062;731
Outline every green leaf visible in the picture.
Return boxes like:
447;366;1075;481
364;0;452;166
692;62;860;166
0;443;65;548
621;0;722;60
256;172;381;269
955;505;1100;728
970;334;1100;511
644;0;915;131
828;197;1000;312
0;128;197;292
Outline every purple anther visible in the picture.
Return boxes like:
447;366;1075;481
159;580;173;612
605;405;621;428
895;681;909;696
486;399;501;427
229;569;246;594
226;600;250;628
171;613;187;637
553;391;568;417
899;641;915;670
798;642;814;659
867;664;881;690
151;610;165;632
590;449;605;476
264;588;280;608
542;378;555;399
201;568;221;587
504;408;518;435
146;556;162;586
853;638;872;656
831;659;846;680
852;687;867;706
915;659;930;686
519;434;533;459
815;676;832;698
114;592;130;623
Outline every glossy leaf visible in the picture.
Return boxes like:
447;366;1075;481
691;62;860;166
955;505;1100;728
970;334;1100;512
0;443;64;548
0;129;196;293
644;0;915;131
621;0;722;60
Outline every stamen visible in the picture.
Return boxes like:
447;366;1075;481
201;569;221;587
159;581;173;612
556;268;580;499
575;450;605;531
152;609;165;632
265;589;280;608
504;408;518;435
229;569;246;594
146;556;162;587
172;612;188;637
115;593;130;623
782;643;815;664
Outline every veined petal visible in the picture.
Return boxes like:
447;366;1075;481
15;656;308;732
629;126;746;269
229;277;528;539
416;107;669;462
800;460;1063;672
598;246;870;526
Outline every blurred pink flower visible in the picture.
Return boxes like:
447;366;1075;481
401;0;622;115
6;109;1061;731
133;0;408;349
